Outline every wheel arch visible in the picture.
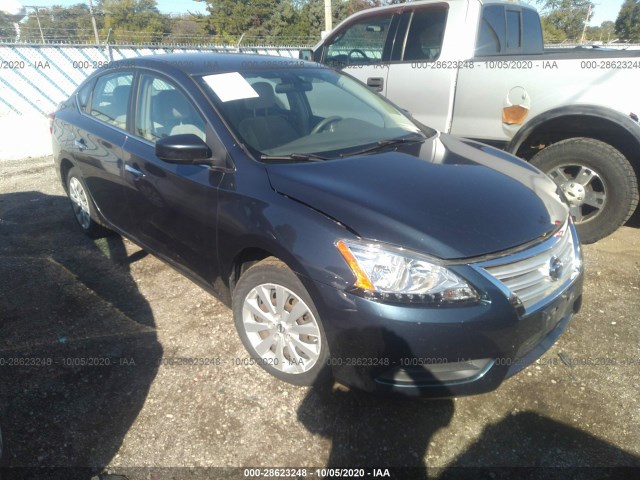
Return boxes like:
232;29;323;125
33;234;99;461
225;243;313;305
59;158;75;193
507;105;640;180
228;247;277;295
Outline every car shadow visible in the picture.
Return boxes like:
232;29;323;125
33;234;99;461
297;378;454;479
0;191;162;479
297;328;640;479
297;328;455;480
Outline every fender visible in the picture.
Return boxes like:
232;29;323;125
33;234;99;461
506;104;640;155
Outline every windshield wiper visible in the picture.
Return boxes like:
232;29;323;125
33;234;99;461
260;152;329;163
340;135;426;158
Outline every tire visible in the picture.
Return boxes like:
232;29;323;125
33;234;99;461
66;167;112;238
530;138;639;244
232;257;330;386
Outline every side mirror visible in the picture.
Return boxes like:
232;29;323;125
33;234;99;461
298;49;313;61
156;134;212;164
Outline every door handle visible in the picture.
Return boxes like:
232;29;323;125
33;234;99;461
367;77;384;92
74;139;87;151
125;164;145;179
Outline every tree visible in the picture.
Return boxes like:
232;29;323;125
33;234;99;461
20;4;99;43
536;0;593;42
615;0;640;42
98;0;171;43
599;20;615;42
0;13;17;39
167;14;208;43
199;0;397;44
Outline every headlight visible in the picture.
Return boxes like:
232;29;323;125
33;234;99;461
336;239;479;305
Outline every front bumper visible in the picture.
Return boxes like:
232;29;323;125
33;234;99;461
310;273;582;397
305;224;584;397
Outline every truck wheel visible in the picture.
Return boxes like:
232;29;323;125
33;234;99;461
530;138;639;244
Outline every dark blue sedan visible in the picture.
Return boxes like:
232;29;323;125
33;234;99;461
51;53;583;396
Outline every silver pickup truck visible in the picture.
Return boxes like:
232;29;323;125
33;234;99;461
303;0;640;243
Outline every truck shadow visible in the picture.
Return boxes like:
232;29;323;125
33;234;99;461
0;191;161;479
438;410;640;479
625;205;640;228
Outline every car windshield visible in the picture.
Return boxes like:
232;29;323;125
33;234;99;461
197;66;432;160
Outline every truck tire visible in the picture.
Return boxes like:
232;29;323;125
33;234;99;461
530;138;639;244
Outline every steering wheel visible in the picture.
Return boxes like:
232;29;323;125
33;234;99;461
348;49;370;62
311;116;343;134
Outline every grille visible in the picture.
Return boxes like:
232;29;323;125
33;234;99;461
479;223;580;312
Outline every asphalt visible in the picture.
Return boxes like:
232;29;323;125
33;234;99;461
0;156;639;480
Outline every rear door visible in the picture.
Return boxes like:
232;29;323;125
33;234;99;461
383;2;460;132
321;10;400;97
451;5;544;142
75;70;134;231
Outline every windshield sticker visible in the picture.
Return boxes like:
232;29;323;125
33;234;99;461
202;72;259;102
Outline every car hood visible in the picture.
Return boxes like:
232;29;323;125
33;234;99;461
265;134;568;260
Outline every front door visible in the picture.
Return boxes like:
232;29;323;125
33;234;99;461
321;11;400;97
122;72;224;285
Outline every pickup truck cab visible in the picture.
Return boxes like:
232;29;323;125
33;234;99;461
305;0;640;243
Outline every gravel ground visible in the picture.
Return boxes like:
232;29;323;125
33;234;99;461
0;156;639;480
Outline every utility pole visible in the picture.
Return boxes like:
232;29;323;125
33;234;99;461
322;0;332;39
580;2;593;44
88;0;100;44
24;6;45;43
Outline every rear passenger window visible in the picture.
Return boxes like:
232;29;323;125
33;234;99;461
135;73;206;143
324;14;394;66
506;10;522;50
522;8;543;54
402;7;448;62
77;80;93;112
476;6;536;56
476;5;506;56
90;72;133;129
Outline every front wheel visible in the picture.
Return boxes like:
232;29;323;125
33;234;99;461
232;258;329;386
530;138;639;244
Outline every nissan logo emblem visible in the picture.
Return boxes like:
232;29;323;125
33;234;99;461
549;256;563;281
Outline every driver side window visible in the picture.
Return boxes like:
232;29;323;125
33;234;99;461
135;73;206;143
325;14;394;66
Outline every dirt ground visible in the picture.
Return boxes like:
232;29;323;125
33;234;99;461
0;156;639;480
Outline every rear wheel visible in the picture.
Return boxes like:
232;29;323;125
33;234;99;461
530;138;638;243
232;258;329;386
66;167;111;238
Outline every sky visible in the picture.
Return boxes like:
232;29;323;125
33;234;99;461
3;0;627;26
2;0;207;16
586;1;625;26
524;0;625;26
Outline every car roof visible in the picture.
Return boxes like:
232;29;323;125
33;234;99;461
105;52;315;76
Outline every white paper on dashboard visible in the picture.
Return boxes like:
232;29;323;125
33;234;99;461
202;72;259;102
